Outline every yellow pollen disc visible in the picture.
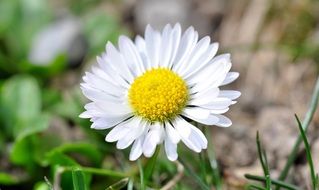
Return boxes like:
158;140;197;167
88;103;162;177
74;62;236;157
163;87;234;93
128;68;189;122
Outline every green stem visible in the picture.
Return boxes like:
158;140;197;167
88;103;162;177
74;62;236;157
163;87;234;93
199;152;208;185
295;114;317;190
179;158;210;190
245;174;301;190
60;166;128;178
144;146;160;181
248;184;266;190
277;77;319;188
205;128;222;190
138;160;145;190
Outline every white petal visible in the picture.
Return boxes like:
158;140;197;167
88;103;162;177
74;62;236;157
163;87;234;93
129;136;144;161
191;60;232;93
178;36;210;75
82;102;131;119
94;101;132;116
164;136;178;161
96;56;130;89
210;108;229;114
183;107;210;119
172;26;197;71
135;35;146;53
219;90;241;100
221;72;239;85
214;115;232;127
188;124;208;149
105;42;135;82
187;54;231;84
145;25;161;68
105;119;134;142
159;24;173;67
165;122;181;144
116;137;135;149
79;111;92;118
143;123;163;157
83;72;125;96
81;87;123;103
116;118;147;149
173;117;202;152
189;97;232;110
167;23;182;68
91;115;130;129
91;66;117;86
182;112;219;125
190;87;220;105
183;43;219;78
118;36;145;75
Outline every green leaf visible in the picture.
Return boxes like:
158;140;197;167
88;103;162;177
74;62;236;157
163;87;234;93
72;168;89;190
295;114;317;190
46;151;79;167
33;181;51;190
105;178;129;190
10;135;36;165
16;113;50;141
1;75;41;137
0;0;18;35
9;114;50;166
0;172;19;185
83;12;128;56
20;55;67;77
46;142;102;166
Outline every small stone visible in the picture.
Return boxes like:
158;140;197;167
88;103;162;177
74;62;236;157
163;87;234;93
29;17;87;68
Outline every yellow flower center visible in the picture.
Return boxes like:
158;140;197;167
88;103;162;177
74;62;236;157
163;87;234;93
128;68;189;122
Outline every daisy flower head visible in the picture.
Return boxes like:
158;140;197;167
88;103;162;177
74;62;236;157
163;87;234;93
80;23;240;161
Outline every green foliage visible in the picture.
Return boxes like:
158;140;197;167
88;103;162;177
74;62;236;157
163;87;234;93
83;12;129;56
0;172;19;185
72;168;89;190
105;178;129;190
295;114;318;190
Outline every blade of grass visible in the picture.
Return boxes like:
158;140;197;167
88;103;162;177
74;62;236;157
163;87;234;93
127;178;134;190
80;166;128;178
61;166;128;178
256;132;272;189
179;158;210;190
144;146;160;182
277;77;319;189
256;131;267;175
199;152;208;185
245;174;301;190
105;178;129;190
265;175;272;190
263;150;272;190
205;128;222;190
138;160;145;190
249;184;266;190
72;168;88;190
295;114;317;190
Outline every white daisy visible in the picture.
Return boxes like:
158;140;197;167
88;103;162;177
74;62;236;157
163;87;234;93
80;23;240;161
